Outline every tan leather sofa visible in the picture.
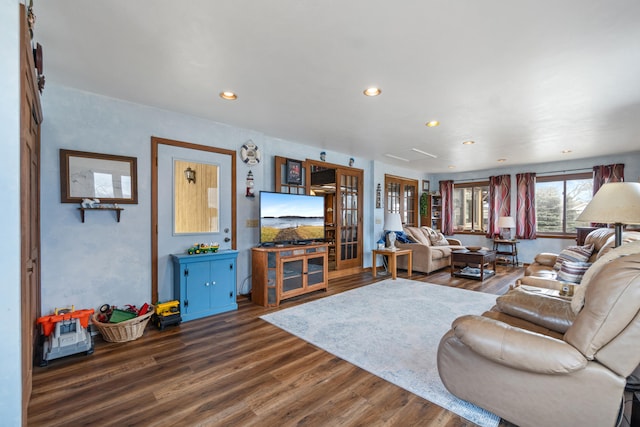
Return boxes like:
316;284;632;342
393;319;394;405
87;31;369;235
437;241;640;427
395;226;464;274
525;228;640;279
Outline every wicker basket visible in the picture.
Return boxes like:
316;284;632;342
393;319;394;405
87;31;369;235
92;307;154;343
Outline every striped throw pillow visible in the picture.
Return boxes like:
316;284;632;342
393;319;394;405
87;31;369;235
557;260;592;284
553;244;594;271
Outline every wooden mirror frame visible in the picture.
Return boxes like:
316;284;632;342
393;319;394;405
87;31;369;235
59;149;138;204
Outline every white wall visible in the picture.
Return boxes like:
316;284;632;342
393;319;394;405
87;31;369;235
40;84;374;312
428;152;640;263
0;0;23;424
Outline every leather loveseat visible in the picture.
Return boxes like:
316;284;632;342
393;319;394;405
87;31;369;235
525;228;640;278
396;226;464;274
437;241;640;427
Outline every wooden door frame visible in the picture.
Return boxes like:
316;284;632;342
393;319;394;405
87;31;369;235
151;137;236;303
20;3;43;421
305;159;364;271
384;174;419;226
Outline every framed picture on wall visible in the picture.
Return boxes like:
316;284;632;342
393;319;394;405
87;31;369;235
422;180;430;192
286;159;302;185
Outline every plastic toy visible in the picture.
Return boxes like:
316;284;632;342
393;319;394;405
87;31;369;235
187;242;220;255
37;306;95;366
152;300;182;330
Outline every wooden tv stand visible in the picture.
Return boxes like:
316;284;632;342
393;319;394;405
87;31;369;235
251;243;328;307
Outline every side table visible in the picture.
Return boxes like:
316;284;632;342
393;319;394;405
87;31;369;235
493;239;519;266
372;248;412;280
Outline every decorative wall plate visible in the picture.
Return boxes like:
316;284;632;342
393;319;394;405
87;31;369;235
240;141;261;165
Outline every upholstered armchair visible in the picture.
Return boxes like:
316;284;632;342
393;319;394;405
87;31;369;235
437;242;640;427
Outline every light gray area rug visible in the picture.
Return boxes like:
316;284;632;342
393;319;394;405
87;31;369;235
261;279;500;427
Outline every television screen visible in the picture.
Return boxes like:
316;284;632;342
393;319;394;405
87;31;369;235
259;191;325;244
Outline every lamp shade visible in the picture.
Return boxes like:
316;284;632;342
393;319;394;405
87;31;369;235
497;216;516;228
383;212;403;232
576;182;640;224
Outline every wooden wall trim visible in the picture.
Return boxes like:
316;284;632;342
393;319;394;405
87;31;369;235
150;136;237;303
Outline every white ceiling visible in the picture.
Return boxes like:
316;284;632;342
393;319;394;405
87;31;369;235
34;0;640;173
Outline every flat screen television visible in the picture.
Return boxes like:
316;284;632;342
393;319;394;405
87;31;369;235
259;191;326;245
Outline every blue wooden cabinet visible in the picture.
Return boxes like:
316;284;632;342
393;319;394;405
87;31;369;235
171;250;239;322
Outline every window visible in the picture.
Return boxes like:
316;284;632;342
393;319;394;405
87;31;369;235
453;181;489;233
385;175;418;226
535;173;593;235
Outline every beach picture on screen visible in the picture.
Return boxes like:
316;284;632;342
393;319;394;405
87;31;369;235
259;192;325;244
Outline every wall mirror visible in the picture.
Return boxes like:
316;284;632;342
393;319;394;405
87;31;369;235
60;149;138;204
174;159;220;234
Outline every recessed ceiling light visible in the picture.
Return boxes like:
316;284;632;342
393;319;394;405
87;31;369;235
411;148;437;158
425;120;440;127
462;140;475;145
562;149;572;154
448;165;455;169
219;91;237;100
384;154;410;162
497;158;507;162
363;87;382;97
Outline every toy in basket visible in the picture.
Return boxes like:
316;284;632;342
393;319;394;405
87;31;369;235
92;304;154;343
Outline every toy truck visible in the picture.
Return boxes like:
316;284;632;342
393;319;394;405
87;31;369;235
152;300;182;330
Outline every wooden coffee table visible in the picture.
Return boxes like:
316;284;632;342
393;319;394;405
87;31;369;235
451;249;496;281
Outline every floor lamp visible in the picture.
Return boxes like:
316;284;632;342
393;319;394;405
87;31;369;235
576;182;640;247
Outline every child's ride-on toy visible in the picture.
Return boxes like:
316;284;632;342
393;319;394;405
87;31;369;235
37;306;95;366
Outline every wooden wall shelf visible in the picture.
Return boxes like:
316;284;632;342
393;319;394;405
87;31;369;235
78;207;124;223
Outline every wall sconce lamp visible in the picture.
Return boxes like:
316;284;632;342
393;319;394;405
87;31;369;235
245;170;255;198
184;166;196;184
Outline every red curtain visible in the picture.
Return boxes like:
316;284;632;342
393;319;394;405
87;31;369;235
516;173;536;239
593;164;624;192
592;164;624;227
439;180;454;235
487;175;511;238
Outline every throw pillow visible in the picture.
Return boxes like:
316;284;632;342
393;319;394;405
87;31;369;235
557;260;592;284
395;231;415;244
429;232;449;246
553;244;594;271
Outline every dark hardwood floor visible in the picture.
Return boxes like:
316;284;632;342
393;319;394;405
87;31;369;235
28;266;523;427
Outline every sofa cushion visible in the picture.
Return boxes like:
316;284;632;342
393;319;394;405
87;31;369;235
584;228;615;252
404;226;431;246
553;244;594;271
533;253;557;267
596;231;640;260
431;247;452;259
430;232;450;246
557;261;591;284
